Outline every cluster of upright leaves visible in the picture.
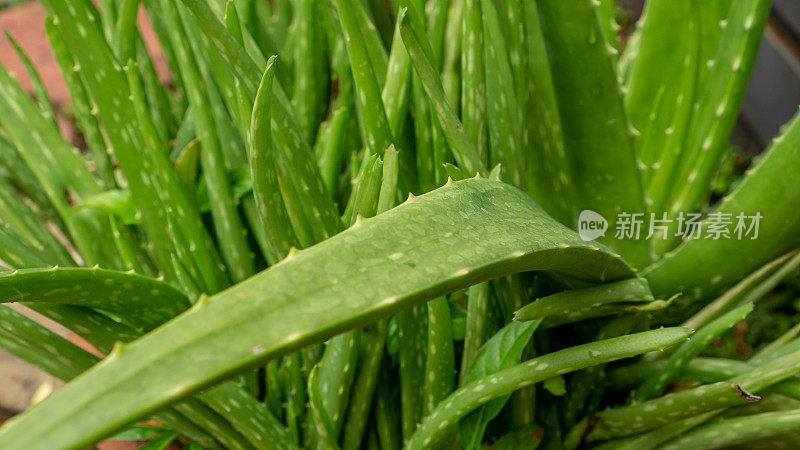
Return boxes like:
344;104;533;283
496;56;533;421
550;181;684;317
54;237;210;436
0;0;800;449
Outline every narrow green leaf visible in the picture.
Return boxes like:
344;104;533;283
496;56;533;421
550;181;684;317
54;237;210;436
635;302;753;401
514;278;653;322
567;347;800;446
335;0;394;156
399;6;483;176
249;55;299;263
537;0;649;267
0;267;189;332
4;32;58;128
460;320;540;450
408;328;691;449
646;111;800;317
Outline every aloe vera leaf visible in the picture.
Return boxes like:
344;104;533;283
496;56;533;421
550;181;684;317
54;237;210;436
177;0;261;96
493;275;538;428
402;0;436;193
342;322;385;450
365;0;393;46
290;0;329;144
135;39;178;144
544;298;675;330
423;296;456;414
0;182;71;266
169;6;255;282
426;0;452;188
460;282;490;378
0;305;99;379
343;154;384;225
307;366;342;450
0;179;636;449
180;0;343;241
412;76;437;194
441;0;462;116
537;0;649;267
660;409;800;450
514;278;654;322
0;266;253;449
340;151;400;449
223;2;252;133
460;0;487;163
480;0;524;188
114;0;140;62
406;328;690;449
308;332;361;444
141;0;187;104
199;382;299;450
665;0;770;223
165;210;209;295
0;307;224;450
375;363;403;450
426;0;449;64
678;250;797;334
459;320;540;450
44;18;114;186
46;0;228;289
398;6;483;176
562;313;645;428
0;134;54;214
171;400;255;450
500;0;527;122
76;189;138;226
753;324;800;364
377;145;400;214
4;33;58;128
174;139;200;192
396;301;428;441
382;17;412;138
0;267;189;332
317;106;350;194
0;65;118;267
0;231;48;273
595;0;618;50
645;111;800;315
249;56;299;262
635;302;753;401
335;0;394;156
612;354;800;397
592;411;722;450
627;4;699;213
29;292;287;450
351;0;388;86
519;2;573;225
566;347;800;446
125;60;168;153
278;353;302;444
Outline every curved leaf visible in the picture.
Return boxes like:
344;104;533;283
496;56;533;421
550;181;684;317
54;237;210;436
0;267;189;332
0;178;634;449
460;320;541;449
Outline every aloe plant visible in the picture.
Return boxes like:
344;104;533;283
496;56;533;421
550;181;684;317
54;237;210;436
0;0;800;449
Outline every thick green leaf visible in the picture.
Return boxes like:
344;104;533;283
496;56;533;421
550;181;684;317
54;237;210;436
0;267;189;332
537;0;649;267
0;178;634;449
646;111;800;318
